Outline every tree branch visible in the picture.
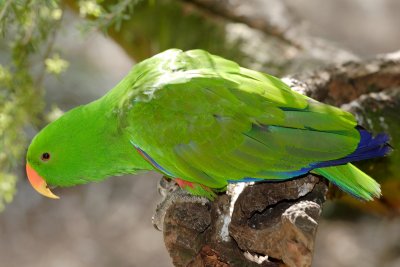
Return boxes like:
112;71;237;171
154;175;327;267
286;51;400;106
179;0;359;75
181;0;302;49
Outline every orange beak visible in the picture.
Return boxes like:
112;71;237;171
26;163;59;199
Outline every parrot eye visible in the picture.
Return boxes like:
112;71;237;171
41;152;51;161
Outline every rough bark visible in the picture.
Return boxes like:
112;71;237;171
154;175;328;267
287;51;400;106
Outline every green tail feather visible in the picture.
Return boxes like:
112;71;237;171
312;163;381;201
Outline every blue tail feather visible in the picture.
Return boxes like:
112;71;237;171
311;127;391;168
230;126;391;183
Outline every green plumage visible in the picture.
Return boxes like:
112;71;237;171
26;49;388;201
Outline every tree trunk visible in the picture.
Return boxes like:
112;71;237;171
154;175;327;267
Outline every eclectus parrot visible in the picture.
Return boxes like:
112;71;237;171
26;49;391;201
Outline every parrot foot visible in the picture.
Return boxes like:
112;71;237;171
157;176;179;198
152;176;210;231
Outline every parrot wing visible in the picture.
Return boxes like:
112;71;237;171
123;50;360;189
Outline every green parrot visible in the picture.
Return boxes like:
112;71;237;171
26;49;391;201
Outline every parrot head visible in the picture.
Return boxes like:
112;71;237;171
26;102;148;199
26;105;100;199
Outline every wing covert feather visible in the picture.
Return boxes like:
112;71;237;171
123;50;360;188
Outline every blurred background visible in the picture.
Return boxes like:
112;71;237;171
0;0;399;266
